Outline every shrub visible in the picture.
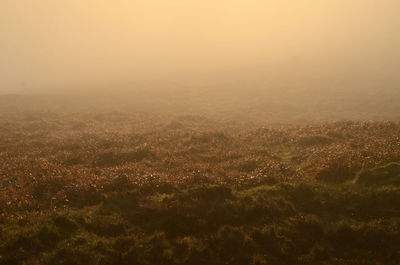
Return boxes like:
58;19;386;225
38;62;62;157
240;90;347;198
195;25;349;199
356;162;400;186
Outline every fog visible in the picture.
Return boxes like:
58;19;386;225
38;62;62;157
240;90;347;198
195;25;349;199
1;0;399;101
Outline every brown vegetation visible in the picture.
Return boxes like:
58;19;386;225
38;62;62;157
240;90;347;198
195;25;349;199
0;112;400;264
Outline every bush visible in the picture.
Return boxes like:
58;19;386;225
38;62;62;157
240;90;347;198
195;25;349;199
357;162;400;186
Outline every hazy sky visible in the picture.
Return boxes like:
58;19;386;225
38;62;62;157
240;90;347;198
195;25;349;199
1;0;399;93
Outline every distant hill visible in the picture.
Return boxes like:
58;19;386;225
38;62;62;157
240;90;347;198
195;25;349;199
1;88;400;122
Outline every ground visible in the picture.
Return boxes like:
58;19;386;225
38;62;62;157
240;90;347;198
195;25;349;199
1;111;400;265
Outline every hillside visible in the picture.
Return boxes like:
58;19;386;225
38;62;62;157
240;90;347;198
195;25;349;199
1;112;400;264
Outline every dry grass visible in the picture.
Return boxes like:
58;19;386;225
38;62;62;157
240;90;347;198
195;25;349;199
1;112;400;264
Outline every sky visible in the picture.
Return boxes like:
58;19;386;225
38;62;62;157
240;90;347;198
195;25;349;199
0;0;399;94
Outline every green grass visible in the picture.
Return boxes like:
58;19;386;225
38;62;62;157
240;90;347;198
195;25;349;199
1;167;400;265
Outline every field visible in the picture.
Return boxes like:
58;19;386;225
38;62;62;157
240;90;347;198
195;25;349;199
1;110;400;265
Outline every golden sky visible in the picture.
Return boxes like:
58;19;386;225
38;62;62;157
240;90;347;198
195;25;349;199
1;0;399;92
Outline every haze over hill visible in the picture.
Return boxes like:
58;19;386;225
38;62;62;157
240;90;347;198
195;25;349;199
2;2;400;264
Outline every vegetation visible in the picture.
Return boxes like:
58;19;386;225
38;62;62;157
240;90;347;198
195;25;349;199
1;111;400;264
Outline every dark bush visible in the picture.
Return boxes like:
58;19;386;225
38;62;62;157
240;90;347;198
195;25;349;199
357;162;400;186
93;149;155;167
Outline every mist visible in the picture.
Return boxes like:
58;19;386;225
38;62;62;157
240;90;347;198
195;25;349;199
1;0;399;96
3;2;400;263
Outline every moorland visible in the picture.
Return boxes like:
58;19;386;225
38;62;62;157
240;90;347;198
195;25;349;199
0;104;400;264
